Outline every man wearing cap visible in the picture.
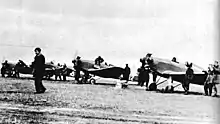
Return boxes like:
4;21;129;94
62;64;68;81
123;64;131;83
171;57;179;63
32;47;46;93
212;61;219;96
72;56;82;83
204;65;214;96
137;66;150;88
1;60;8;77
183;62;194;95
142;53;157;90
95;56;104;66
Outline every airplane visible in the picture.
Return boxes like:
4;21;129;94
44;61;74;80
139;56;210;93
1;60;19;77
1;60;74;80
73;59;125;84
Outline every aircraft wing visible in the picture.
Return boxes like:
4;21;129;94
155;70;207;86
159;70;205;75
83;66;124;79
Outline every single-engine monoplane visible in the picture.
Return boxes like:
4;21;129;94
74;59;125;84
143;57;209;93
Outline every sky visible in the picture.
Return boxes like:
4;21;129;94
0;0;218;75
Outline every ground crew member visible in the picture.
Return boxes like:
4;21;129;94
72;56;82;83
204;65;214;96
62;64;68;81
55;63;62;81
1;60;8;77
32;47;46;94
137;66;150;89
142;53;157;90
183;62;194;95
123;64;131;83
212;61;219;96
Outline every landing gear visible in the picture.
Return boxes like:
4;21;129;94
164;85;174;93
149;83;157;91
148;76;178;93
89;78;96;84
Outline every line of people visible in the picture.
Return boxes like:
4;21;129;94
204;61;219;97
3;47;219;96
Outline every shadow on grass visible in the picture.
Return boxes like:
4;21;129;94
155;89;220;98
0;90;33;94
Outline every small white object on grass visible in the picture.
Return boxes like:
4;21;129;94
115;80;128;89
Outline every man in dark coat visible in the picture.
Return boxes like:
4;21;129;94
95;56;104;66
212;61;219;96
123;64;131;83
183;62;194;95
204;65;214;96
141;53;157;90
32;47;46;93
72;56;82;83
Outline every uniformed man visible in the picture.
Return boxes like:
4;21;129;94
62;64;68;81
55;63;62;81
123;64;131;83
32;47;46;94
72;56;82;83
204;65;214;96
183;62;194;95
171;57;179;63
95;56;104;66
1;60;7;77
137;66;150;89
212;61;219;96
142;53;157;90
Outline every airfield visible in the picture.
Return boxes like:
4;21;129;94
0;75;219;124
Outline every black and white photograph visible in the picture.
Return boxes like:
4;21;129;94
0;0;219;123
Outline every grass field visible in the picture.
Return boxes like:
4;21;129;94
0;77;219;124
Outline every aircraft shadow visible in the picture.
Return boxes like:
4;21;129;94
93;83;115;86
156;89;220;98
0;91;33;94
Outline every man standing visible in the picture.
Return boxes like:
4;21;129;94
55;63;62;81
212;61;219;96
204;65;214;96
183;62;194;95
137;66;150;89
123;64;131;83
72;56;82;83
141;53;157;91
1;60;8;77
62;64;68;81
32;47;46;94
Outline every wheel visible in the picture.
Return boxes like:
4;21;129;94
165;85;174;93
89;78;96;85
149;83;157;91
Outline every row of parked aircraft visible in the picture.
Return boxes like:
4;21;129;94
1;55;219;94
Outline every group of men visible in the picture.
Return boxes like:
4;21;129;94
71;55;131;84
14;47;219;96
137;53;219;96
204;61;219;97
137;53;157;90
